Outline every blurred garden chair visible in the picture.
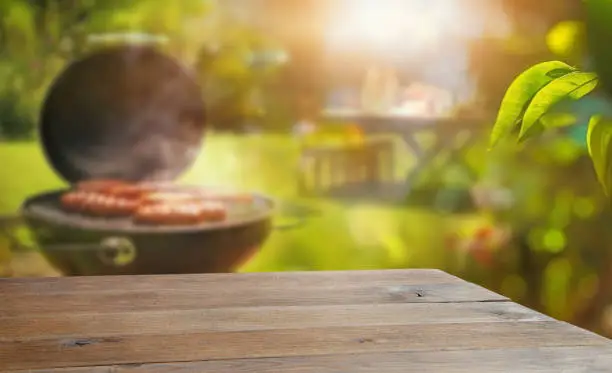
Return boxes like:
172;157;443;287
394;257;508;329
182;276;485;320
296;137;402;202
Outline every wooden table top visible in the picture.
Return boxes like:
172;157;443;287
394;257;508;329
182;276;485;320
1;269;612;372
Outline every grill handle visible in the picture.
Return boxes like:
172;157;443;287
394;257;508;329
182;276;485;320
0;216;136;268
42;237;138;267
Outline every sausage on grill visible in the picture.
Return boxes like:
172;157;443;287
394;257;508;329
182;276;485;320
134;204;204;225
134;201;227;225
140;192;202;206
60;191;89;212
194;201;228;222
74;193;139;217
62;180;231;224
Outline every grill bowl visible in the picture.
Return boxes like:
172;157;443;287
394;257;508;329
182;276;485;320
21;190;273;275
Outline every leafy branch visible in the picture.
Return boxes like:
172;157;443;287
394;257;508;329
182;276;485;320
489;61;612;194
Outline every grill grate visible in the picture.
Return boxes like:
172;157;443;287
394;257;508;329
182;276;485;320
22;191;273;234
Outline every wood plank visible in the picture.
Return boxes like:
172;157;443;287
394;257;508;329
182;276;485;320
0;302;550;340
0;281;506;317
9;346;612;373
0;269;462;295
1;321;608;370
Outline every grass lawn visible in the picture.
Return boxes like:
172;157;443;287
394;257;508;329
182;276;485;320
0;134;485;274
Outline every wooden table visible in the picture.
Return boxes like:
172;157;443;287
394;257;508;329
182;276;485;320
2;269;612;372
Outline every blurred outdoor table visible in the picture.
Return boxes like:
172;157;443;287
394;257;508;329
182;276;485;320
320;110;483;188
2;269;612;372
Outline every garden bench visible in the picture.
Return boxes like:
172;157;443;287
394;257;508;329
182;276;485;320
1;269;611;372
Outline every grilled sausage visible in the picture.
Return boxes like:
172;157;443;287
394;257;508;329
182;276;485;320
140;192;202;206
100;197;139;217
77;193;138;217
134;203;204;225
133;201;227;225
60;191;89;212
63;182;231;223
195;201;228;222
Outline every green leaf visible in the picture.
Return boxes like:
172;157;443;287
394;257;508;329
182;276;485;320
587;115;612;196
490;61;575;148
518;72;598;141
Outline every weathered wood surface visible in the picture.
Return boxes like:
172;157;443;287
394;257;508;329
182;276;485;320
1;269;611;372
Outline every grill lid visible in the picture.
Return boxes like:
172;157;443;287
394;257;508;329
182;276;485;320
40;45;206;183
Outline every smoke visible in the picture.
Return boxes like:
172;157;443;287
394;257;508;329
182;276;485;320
43;45;206;183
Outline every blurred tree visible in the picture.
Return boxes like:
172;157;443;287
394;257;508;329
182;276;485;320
193;15;287;132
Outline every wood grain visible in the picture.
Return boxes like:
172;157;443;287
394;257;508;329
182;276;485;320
0;281;506;317
0;269;461;295
2;269;610;372
0;302;549;340
8;346;612;373
1;321;608;370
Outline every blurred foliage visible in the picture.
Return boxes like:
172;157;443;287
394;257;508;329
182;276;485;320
546;21;585;63
586;0;612;95
193;17;288;131
488;0;612;334
490;0;612;199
